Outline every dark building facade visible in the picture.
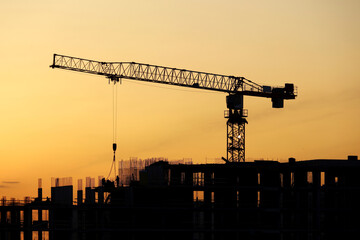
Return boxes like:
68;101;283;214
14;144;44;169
1;156;360;240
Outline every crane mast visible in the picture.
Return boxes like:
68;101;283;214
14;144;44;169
50;54;297;162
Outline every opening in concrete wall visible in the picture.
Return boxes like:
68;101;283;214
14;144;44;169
193;172;204;186
193;191;204;202
307;172;313;184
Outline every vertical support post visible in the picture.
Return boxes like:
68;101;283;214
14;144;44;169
77;179;83;205
38;178;43;240
38;178;43;201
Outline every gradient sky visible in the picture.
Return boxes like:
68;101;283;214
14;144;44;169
1;0;359;199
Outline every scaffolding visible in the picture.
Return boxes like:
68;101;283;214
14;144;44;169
118;157;193;186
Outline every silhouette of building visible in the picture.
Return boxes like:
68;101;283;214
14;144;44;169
1;156;360;240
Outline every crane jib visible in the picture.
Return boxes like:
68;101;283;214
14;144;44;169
51;54;291;96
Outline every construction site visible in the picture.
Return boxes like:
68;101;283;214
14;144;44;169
1;156;360;240
1;54;359;240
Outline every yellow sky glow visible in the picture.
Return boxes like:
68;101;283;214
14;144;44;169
1;0;359;199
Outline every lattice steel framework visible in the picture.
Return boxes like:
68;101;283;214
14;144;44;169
50;54;268;94
224;106;248;162
227;121;246;163
50;54;297;163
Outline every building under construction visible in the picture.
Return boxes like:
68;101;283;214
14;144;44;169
1;156;360;240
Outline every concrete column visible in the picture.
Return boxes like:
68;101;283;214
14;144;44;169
38;207;42;240
23;206;32;240
71;208;78;240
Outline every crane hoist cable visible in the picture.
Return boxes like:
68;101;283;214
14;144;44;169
113;82;118;144
107;82;118;181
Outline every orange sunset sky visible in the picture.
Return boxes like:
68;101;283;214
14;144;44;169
1;0;359;199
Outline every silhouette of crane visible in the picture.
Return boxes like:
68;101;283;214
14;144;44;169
50;54;297;162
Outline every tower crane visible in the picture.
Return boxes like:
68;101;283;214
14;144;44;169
50;54;297;163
